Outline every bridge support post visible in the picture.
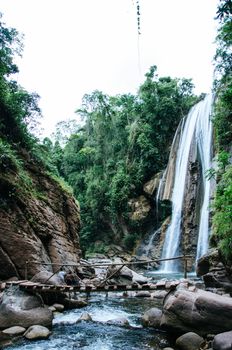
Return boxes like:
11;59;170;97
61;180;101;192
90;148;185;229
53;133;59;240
184;258;187;279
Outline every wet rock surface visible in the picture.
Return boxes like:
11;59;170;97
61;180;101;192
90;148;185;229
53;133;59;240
212;330;232;350
196;250;232;294
161;287;232;335
141;307;162;328
176;332;204;350
0;286;53;330
24;325;51;340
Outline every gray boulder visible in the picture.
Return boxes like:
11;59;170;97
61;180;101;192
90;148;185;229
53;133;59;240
52;303;64;312
213;330;232;350
141;307;162;328
31;271;65;285
161;288;232;335
176;332;204;350
63;298;88;309
106;317;130;327
24;325;51;340
0;286;53;330
2;326;26;336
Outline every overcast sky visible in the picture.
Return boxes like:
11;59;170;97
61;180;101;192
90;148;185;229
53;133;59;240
0;0;218;137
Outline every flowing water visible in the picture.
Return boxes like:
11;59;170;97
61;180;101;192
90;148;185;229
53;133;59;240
195;95;213;260
160;95;213;272
8;294;174;350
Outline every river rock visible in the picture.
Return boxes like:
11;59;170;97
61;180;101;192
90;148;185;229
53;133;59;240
161;288;232;335
120;266;133;280
63;298;88;309
141;307;162;328
0;286;53;330
212;330;232;350
48;306;56;312
52;303;64;312
131;270;149;284
136;291;151;298
24;325;51;340
2;326;26;336
106;317;130;327
77;312;92;322
152;290;168;299
0;331;12;347
176;332;204;350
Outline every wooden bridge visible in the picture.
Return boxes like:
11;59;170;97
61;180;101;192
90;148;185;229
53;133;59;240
0;255;192;296
1;278;180;294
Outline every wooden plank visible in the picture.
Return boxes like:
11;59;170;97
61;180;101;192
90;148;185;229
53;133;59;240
6;280;28;286
19;282;39;287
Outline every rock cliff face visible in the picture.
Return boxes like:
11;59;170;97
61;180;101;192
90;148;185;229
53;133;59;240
0;152;81;280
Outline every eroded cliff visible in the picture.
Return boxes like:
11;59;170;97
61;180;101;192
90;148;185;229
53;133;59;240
0;150;81;280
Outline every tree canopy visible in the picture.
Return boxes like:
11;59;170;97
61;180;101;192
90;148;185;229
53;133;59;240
55;67;198;253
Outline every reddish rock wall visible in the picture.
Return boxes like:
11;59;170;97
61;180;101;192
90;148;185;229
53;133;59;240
0;157;81;280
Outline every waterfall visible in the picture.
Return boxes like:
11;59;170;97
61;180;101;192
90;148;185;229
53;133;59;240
160;95;213;272
195;95;213;260
142;228;161;257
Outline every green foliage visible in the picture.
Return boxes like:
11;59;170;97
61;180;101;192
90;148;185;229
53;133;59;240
211;0;232;262
48;173;74;196
213;76;232;150
123;233;138;251
0;138;45;202
0;138;22;172
0;14;41;149
212;165;232;261
58;68;197;252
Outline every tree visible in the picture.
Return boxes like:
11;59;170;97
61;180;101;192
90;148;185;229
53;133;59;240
59;67;197;253
0;14;41;148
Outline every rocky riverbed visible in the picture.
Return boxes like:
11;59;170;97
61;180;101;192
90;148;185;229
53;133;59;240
1;252;232;350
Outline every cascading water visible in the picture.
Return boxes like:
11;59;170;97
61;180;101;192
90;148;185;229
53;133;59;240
160;95;213;272
195;95;213;260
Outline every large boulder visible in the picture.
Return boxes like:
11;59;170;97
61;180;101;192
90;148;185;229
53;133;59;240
31;271;66;286
212;330;232;350
176;332;204;350
161;288;232;335
141;307;162;328
0;286;53;330
196;250;232;292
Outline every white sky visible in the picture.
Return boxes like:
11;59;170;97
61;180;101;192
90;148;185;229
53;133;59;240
0;0;218;137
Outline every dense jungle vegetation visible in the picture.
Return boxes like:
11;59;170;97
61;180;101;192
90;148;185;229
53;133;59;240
211;0;232;262
0;1;231;259
58;74;198;253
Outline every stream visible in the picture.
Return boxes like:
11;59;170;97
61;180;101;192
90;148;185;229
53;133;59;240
8;292;175;350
